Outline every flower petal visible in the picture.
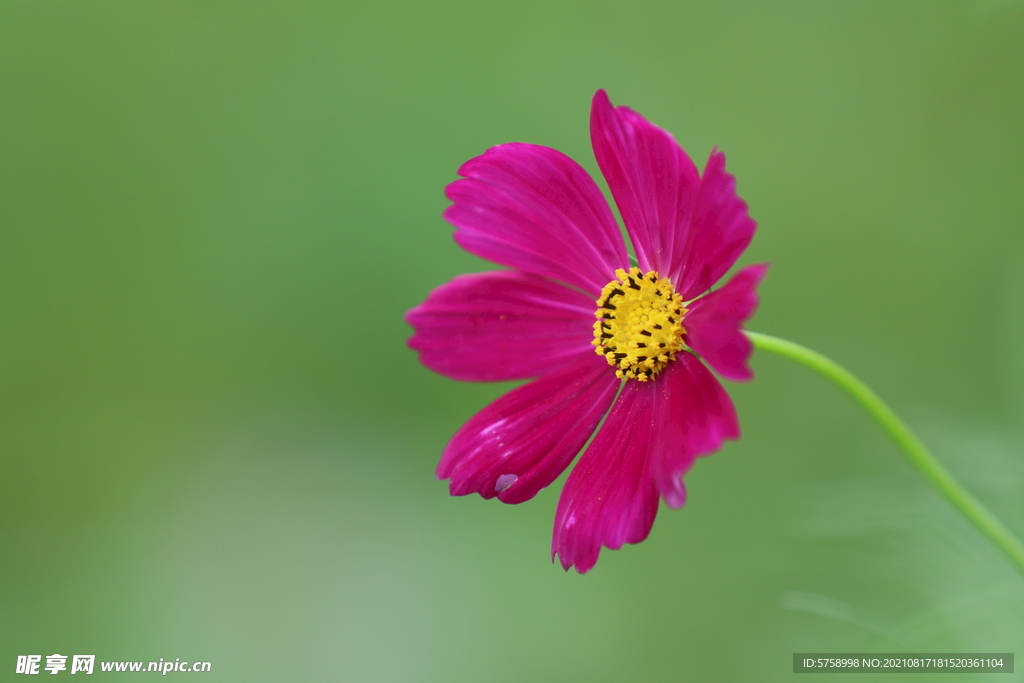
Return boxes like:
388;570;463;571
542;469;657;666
650;353;740;509
551;379;661;573
673;149;757;299
590;89;701;277
684;264;769;382
444;143;629;295
406;270;597;382
438;354;620;505
551;352;741;573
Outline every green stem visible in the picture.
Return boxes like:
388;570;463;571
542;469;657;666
746;330;1024;577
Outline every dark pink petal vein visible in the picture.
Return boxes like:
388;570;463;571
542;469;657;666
672;150;757;299
649;353;740;509
590;89;701;278
551;379;662;573
685;263;768;382
551;353;741;573
406;270;597;382
438;354;620;505
445;142;629;296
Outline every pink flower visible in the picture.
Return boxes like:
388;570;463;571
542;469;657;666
406;90;767;573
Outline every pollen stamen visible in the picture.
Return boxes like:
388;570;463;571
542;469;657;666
592;267;687;381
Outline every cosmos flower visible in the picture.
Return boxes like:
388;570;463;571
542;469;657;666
406;90;766;573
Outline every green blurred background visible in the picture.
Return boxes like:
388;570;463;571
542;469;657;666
3;1;1024;680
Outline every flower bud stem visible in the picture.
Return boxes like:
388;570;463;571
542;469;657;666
747;330;1024;577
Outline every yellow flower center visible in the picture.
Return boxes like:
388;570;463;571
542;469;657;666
592;267;688;381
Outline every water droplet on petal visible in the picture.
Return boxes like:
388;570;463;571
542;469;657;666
495;474;518;492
